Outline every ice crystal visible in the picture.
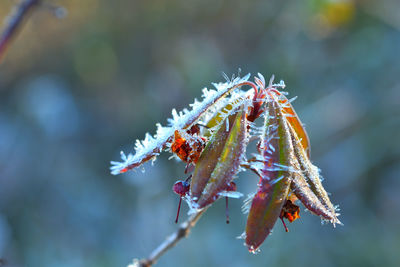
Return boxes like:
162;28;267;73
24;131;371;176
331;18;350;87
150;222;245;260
110;74;251;175
218;191;244;198
242;193;256;214
111;72;341;256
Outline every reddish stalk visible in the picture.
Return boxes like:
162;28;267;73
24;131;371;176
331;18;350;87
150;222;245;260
137;209;208;267
175;198;183;223
225;197;230;224
280;217;289;232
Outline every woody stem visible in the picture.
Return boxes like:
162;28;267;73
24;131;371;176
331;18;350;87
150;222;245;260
0;0;41;63
137;208;208;267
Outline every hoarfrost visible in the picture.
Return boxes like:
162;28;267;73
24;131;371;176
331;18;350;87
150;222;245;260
237;231;246;240
242;193;256;214
127;259;140;267
184;196;203;215
288;96;298;103
110;73;251;175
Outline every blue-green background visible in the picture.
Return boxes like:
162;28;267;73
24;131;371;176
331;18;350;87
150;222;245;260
0;0;399;266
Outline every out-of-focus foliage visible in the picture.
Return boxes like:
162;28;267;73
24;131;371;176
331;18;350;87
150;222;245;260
0;0;399;266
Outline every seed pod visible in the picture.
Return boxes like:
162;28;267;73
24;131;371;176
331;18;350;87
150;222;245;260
288;123;340;224
190;105;248;208
245;100;292;252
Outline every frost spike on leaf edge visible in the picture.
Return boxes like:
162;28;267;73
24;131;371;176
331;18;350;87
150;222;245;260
245;100;292;252
110;74;251;175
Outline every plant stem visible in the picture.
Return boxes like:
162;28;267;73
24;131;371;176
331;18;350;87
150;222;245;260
135;208;207;267
0;0;41;63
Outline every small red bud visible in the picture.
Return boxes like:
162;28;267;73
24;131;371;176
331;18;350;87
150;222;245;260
173;180;190;196
173;180;190;223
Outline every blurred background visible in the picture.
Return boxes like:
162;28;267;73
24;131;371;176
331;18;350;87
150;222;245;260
0;0;399;266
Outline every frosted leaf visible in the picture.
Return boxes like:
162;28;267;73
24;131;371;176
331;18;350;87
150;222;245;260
199;90;249;129
110;73;251;175
288;120;340;225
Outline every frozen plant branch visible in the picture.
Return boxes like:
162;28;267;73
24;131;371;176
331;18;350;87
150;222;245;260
130;209;207;267
0;0;41;63
116;73;340;263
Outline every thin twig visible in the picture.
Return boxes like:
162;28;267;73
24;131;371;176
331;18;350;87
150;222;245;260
134;208;207;267
0;0;41;63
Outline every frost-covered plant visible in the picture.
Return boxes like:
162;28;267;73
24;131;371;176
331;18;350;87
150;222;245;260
111;73;341;261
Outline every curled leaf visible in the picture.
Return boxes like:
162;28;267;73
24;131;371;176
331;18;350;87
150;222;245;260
190;104;248;208
197;107;248;208
110;74;251;175
245;100;292;252
269;90;311;157
190;109;239;200
288;123;340;224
